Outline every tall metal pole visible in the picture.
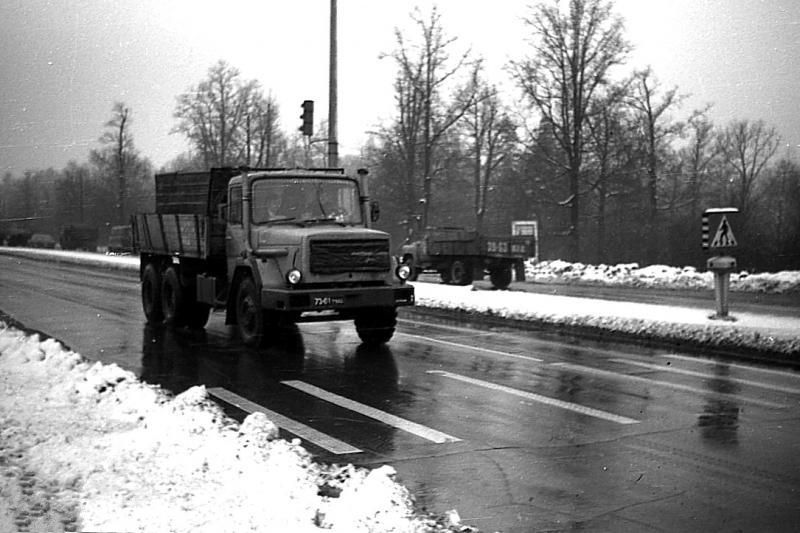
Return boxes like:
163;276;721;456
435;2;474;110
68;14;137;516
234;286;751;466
328;0;339;167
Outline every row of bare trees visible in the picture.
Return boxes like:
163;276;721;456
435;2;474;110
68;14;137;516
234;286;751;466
0;103;153;243
365;0;798;271
2;1;797;269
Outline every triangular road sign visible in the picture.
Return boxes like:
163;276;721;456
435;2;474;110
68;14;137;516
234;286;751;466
710;215;737;248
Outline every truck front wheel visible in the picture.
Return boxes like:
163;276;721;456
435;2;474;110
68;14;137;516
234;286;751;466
402;254;420;281
235;277;274;347
489;265;513;290
355;307;397;345
141;263;163;323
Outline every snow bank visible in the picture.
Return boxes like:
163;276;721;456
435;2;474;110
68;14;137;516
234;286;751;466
525;260;800;294
0;324;467;533
413;282;800;357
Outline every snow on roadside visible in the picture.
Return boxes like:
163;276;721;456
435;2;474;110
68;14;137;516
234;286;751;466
413;281;800;356
0;324;466;533
525;260;800;294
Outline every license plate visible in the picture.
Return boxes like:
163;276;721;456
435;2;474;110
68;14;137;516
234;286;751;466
313;296;345;307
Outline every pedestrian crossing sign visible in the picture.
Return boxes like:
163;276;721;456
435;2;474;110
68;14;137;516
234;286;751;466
710;215;737;248
702;207;739;250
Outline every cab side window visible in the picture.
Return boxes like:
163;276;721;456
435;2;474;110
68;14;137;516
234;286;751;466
229;186;242;224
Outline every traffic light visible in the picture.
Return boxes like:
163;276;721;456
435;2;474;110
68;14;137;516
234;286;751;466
299;100;314;136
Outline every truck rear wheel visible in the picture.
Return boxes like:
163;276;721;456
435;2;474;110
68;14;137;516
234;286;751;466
161;266;186;326
235;277;275;347
141;263;163;323
489;265;513;290
355;307;397;345
450;260;473;286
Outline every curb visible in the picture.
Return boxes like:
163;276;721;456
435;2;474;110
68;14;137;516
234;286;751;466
402;305;800;370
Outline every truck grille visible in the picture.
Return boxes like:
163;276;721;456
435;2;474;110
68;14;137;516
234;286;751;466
310;239;391;274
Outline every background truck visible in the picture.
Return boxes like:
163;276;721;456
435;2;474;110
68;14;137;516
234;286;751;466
59;224;98;251
399;227;535;289
132;167;414;347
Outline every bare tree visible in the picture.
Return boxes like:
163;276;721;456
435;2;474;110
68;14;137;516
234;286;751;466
90;102;149;224
173;60;260;168
382;6;480;231
585;84;635;263
511;0;630;260
463;74;517;233
626;67;685;262
244;93;283;167
681;105;718;218
717;119;780;220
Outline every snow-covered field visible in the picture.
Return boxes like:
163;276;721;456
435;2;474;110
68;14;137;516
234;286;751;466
1;248;798;532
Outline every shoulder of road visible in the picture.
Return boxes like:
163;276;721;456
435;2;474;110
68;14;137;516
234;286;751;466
1;247;798;367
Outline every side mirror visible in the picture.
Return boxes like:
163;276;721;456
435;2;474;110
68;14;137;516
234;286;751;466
218;204;228;221
370;201;380;223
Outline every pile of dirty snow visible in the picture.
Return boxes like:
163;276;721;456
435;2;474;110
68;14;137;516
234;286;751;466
525;260;800;294
0;323;467;533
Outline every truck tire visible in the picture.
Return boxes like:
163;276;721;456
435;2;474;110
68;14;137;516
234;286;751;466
141;263;164;323
402;254;420;281
235;277;274;347
450;260;473;286
161;266;186;326
355;307;397;345
489;265;513;290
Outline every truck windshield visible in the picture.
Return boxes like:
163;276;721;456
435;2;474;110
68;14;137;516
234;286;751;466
251;177;362;225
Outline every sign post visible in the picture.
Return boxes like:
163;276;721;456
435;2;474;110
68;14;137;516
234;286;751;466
702;208;739;320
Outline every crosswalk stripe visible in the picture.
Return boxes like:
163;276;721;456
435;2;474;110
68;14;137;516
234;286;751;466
611;358;800;395
428;370;639;425
281;380;461;443
207;387;362;455
551;362;788;409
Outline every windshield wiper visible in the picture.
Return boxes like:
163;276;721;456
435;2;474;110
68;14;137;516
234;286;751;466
299;217;344;226
262;216;298;225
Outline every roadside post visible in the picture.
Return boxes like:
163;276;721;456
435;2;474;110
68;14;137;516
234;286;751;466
702;207;739;320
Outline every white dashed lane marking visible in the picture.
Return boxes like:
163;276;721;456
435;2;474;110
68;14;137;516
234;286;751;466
427;370;639;425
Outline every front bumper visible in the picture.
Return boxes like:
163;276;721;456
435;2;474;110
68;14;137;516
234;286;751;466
261;285;415;312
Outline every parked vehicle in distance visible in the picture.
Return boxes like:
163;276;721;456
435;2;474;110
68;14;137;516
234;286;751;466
59;224;98;251
107;224;133;254
6;228;32;247
28;233;57;248
399;226;535;289
132;167;414;347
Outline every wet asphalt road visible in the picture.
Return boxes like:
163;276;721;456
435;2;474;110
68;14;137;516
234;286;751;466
2;254;800;532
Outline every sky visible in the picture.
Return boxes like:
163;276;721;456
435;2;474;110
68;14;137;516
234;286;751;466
0;0;799;177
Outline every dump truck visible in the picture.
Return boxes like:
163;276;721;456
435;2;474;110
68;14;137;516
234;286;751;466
399;227;535;289
132;167;414;347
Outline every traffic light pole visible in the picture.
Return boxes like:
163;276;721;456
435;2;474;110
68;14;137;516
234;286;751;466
327;0;339;168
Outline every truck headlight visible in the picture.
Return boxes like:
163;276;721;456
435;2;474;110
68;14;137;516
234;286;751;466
396;264;411;281
286;269;303;285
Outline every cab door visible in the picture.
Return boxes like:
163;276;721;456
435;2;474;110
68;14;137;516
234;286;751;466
226;184;245;283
